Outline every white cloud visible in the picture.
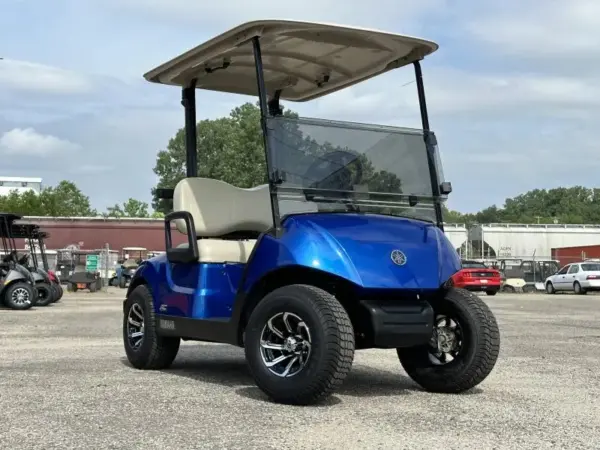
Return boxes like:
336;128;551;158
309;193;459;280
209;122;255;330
0;59;92;94
105;0;444;28
0;128;81;156
465;0;600;62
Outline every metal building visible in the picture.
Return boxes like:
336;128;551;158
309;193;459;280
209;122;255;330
468;223;600;259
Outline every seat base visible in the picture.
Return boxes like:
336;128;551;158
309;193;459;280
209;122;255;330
178;239;257;263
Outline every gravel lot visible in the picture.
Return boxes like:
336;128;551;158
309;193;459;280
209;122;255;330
1;289;599;450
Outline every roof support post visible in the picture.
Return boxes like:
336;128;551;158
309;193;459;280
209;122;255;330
414;60;444;231
182;80;198;177
252;36;281;234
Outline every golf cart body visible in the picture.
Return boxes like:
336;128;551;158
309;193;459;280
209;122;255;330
0;213;37;309
124;21;498;405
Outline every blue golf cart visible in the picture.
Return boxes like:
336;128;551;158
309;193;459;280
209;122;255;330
123;20;500;405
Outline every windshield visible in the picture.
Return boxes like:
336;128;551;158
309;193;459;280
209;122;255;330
266;116;443;223
582;263;600;271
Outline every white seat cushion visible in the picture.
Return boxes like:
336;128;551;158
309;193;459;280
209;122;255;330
173;178;272;237
178;239;257;263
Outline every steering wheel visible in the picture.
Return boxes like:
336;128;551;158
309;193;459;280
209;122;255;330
304;150;364;191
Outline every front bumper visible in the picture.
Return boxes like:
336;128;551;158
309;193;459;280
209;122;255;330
358;298;434;349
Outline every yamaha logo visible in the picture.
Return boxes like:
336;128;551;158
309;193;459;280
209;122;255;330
390;249;407;266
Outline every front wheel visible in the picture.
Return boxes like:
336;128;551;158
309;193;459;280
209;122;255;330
546;282;555;294
397;287;500;393
3;282;35;310
244;284;355;405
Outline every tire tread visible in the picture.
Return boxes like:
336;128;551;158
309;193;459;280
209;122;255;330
399;287;500;393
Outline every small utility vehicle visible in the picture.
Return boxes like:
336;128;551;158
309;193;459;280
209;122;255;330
0;213;36;310
122;20;501;405
11;223;55;306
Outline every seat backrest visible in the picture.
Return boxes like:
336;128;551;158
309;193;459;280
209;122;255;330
173;177;273;237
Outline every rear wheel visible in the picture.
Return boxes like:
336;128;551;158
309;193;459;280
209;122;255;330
51;283;63;302
573;281;586;295
3;282;35;310
244;284;355;405
123;284;180;369
35;282;53;306
119;277;127;289
485;290;497;296
397;287;500;393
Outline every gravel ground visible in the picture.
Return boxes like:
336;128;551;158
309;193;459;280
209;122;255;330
0;289;599;450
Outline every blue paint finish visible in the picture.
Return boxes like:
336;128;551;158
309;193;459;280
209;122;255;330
133;253;242;320
133;213;461;325
243;213;461;292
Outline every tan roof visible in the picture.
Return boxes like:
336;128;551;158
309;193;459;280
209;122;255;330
144;20;438;102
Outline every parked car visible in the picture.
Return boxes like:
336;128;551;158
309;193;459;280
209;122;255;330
451;260;502;296
544;262;600;294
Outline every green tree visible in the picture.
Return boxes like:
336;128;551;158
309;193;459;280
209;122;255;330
0;180;96;216
106;198;150;218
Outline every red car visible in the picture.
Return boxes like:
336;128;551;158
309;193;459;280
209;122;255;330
450;260;501;296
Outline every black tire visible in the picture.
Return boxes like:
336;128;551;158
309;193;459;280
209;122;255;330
123;284;180;370
35;282;54;306
573;282;586;295
485;290;497;296
397;287;500;393
3;282;35;310
109;277;118;287
89;281;97;293
119;277;127;289
502;285;516;293
52;283;63;302
546;282;555;294
244;284;355;405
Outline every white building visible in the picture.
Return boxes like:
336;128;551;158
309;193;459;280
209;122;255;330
468;223;600;259
0;176;43;196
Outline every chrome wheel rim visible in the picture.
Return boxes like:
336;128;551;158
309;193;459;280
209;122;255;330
260;312;312;378
12;287;31;305
127;303;145;350
428;314;463;365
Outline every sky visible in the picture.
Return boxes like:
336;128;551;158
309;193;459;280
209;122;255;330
0;0;599;213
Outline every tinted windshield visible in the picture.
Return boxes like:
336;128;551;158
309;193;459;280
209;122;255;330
267;117;442;222
582;263;600;271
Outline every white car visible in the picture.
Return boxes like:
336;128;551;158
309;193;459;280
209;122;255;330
545;262;600;294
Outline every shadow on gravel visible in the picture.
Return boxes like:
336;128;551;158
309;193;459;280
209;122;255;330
121;344;482;404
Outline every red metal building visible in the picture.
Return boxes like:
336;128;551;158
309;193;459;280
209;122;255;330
551;244;600;266
13;216;187;252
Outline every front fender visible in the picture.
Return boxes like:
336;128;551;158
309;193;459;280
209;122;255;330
242;214;461;292
0;270;30;296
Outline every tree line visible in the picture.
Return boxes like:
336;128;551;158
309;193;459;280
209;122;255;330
0;180;163;218
2;102;599;223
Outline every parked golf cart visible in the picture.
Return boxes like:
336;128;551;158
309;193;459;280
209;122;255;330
23;226;63;302
10;223;56;306
110;247;146;288
0;213;37;310
122;20;500;405
65;250;102;293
